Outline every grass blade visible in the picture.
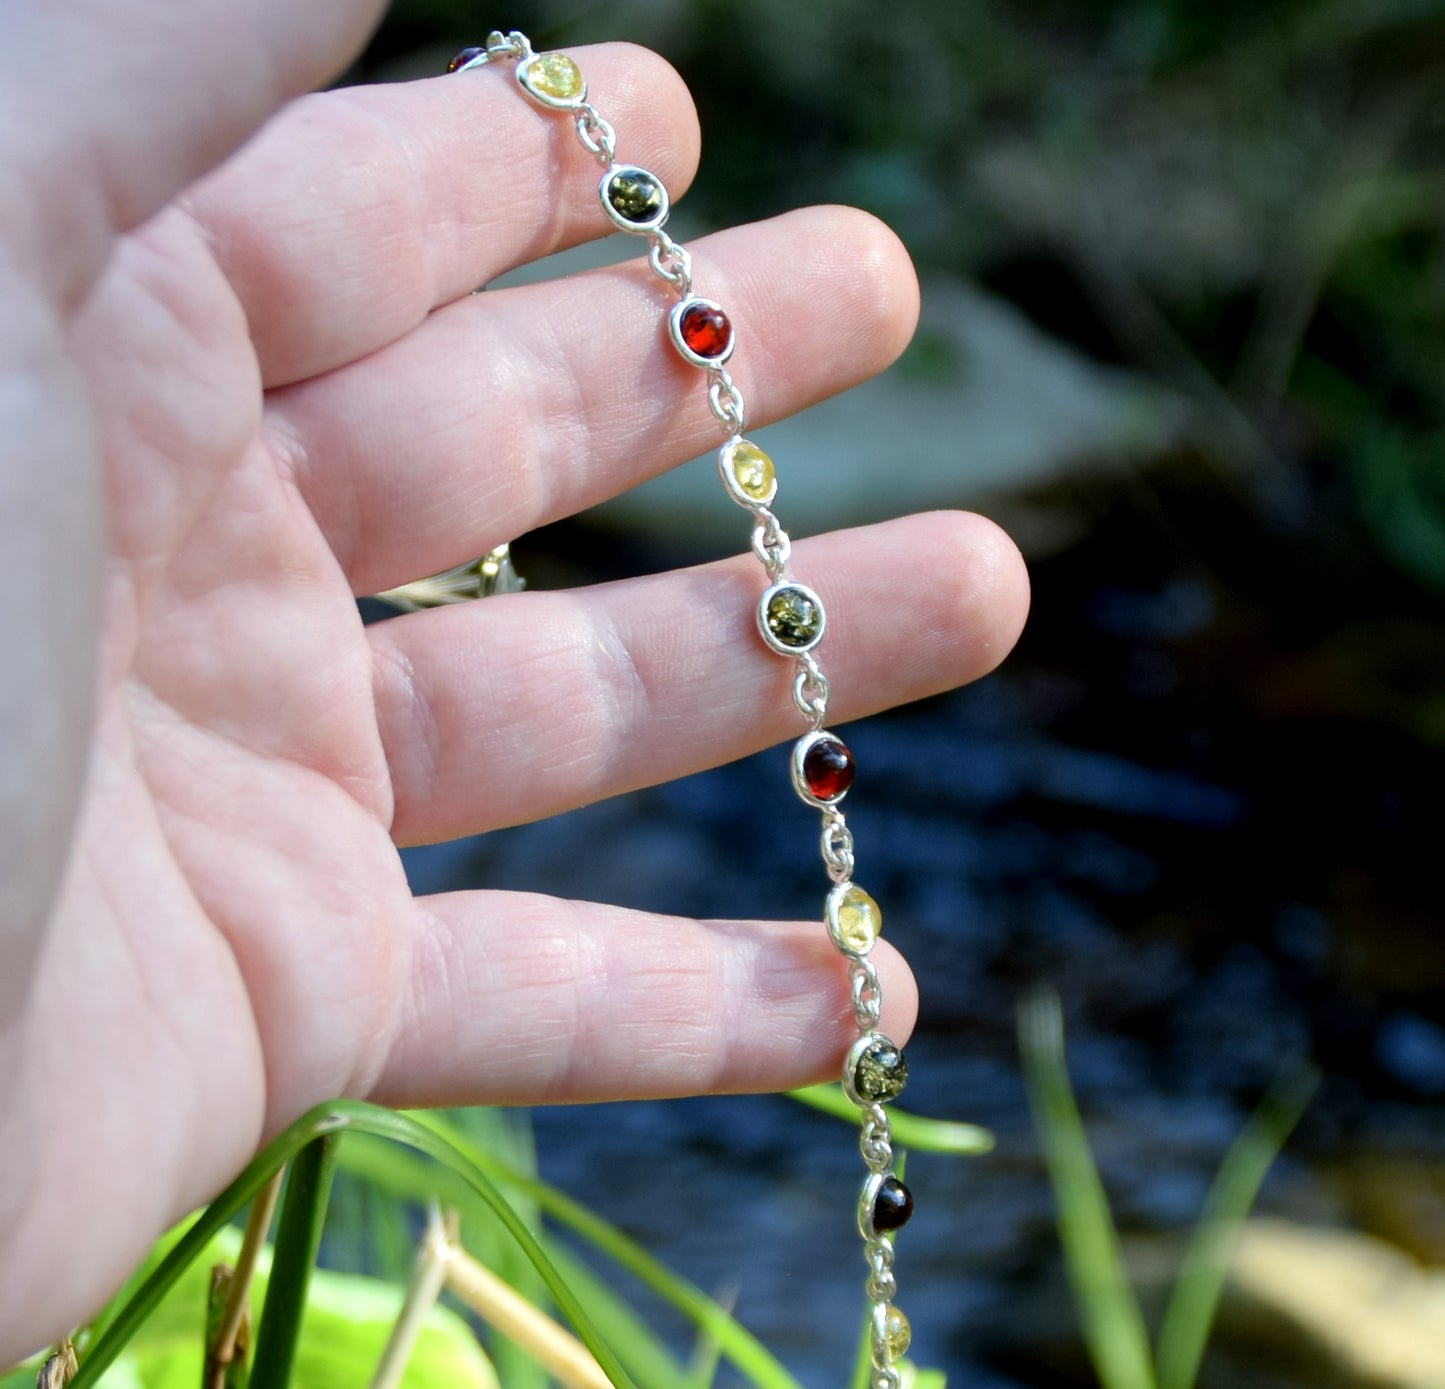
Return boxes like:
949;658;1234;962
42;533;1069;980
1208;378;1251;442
1019;990;1156;1389
68;1103;643;1389
250;1136;340;1389
409;1111;805;1389
787;1086;994;1155
1154;1067;1318;1389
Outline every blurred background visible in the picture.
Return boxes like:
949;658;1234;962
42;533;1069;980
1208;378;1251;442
357;3;1445;1386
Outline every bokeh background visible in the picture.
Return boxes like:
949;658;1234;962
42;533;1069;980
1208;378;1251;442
357;3;1445;1386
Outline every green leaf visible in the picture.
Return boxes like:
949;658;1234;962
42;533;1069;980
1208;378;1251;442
251;1138;340;1389
69;1103;641;1389
408;1112;805;1389
1019;991;1157;1389
1154;1068;1317;1389
786;1086;994;1155
73;1223;499;1389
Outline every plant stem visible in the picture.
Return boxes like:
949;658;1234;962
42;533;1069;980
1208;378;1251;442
445;1246;614;1389
206;1170;284;1389
368;1207;456;1389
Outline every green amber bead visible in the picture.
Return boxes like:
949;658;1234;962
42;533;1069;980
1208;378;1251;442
763;584;823;649
883;1305;912;1360
852;1037;908;1103
607;169;665;224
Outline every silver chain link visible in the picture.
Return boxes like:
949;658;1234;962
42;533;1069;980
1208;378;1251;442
708;370;746;434
750;508;791;580
574;103;617;164
850;955;884;1031
647;230;693;295
820;807;855;881
792;652;829;726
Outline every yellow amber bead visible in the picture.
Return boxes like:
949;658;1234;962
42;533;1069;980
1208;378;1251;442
528;53;583;100
730;442;775;501
883;1305;911;1360
829;884;881;954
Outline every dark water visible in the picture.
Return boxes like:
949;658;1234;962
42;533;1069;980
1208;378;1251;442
399;463;1445;1387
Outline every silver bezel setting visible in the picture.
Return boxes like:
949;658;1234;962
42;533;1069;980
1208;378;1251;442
717;437;777;509
668;296;736;368
599;164;670;233
516;52;588;109
826;880;879;958
857;1170;889;1241
843;1032;907;1106
756;580;825;655
790;728;851;807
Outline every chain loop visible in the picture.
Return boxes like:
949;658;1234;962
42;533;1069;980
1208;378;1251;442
820;807;855;881
708;370;746;434
851;956;884;1031
647;230;693;295
574;104;617;164
859;1104;893;1171
750;509;791;580
792;653;829;726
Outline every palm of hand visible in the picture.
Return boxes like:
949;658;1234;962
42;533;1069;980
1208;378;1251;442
0;23;1027;1364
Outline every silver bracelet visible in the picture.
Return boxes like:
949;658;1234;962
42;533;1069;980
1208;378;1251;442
450;31;914;1386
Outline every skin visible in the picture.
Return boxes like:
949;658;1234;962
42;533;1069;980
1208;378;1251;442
0;0;1029;1362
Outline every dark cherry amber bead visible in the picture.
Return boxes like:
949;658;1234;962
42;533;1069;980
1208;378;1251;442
872;1176;914;1233
679;302;732;358
803;736;854;801
447;47;485;72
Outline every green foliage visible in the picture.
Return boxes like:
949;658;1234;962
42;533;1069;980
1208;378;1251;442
62;1222;498;1389
25;1093;972;1389
1019;990;1315;1389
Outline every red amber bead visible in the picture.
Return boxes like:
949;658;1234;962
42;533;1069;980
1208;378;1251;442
804;736;855;801
447;47;485;72
679;302;732;358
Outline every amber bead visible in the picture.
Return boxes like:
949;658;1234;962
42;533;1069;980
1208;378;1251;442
882;1306;912;1360
803;735;854;801
872;1176;914;1232
829;884;881;955
447;47;485;72
729;442;775;501
764;586;823;648
678;302;732;358
853;1038;908;1103
606;169;665;224
525;53;584;100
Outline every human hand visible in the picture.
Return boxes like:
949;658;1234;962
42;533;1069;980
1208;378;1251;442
0;0;1027;1359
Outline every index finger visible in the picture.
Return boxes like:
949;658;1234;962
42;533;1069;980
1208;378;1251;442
182;43;701;386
